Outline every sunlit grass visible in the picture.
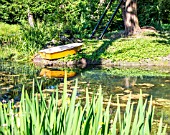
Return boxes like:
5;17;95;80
0;22;39;61
0;22;20;46
0;22;20;36
0;46;30;61
80;32;170;62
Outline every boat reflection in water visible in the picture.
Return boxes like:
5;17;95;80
40;68;76;78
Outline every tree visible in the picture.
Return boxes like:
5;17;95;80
121;0;141;35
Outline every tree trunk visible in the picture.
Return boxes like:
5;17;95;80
121;0;141;35
99;0;106;5
28;9;34;27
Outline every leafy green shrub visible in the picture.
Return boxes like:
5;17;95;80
138;0;170;29
159;0;170;24
0;0;169;35
0;77;167;134
19;22;58;54
0;0;123;38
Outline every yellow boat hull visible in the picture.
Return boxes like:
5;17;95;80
39;43;82;60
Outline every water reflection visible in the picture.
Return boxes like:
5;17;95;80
0;63;170;104
74;68;170;100
1;61;170;102
40;68;76;78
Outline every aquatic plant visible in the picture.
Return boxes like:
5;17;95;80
0;76;167;134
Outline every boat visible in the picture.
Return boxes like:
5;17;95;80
39;43;83;60
40;68;76;78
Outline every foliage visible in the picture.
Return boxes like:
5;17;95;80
161;24;170;32
0;77;167;134
0;45;26;61
158;0;170;24
0;23;26;60
0;0;121;57
0;0;169;61
0;21;58;59
1;0;168;38
1;23;170;62
138;0;170;29
0;0;117;38
19;21;59;54
0;0;58;24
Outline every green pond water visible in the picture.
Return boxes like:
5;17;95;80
0;61;170;130
0;61;170;101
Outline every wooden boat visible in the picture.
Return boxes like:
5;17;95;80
39;43;83;60
40;68;76;78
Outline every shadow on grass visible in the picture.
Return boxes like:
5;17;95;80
79;39;115;65
143;30;170;46
156;31;170;45
79;32;124;65
91;40;112;60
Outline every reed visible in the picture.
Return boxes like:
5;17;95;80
0;76;167;135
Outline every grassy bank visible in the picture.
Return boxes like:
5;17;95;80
0;22;170;62
0;77;167;134
0;23;28;61
72;30;170;62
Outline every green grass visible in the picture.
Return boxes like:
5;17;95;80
0;22;20;37
0;22;29;61
74;32;170;62
0;22;60;61
0;22;20;46
0;22;170;62
0;45;30;61
0;76;167;134
60;30;170;63
0;22;42;61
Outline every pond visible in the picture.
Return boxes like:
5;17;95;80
0;61;170;130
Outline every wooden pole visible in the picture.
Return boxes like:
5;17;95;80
90;0;114;39
99;0;124;39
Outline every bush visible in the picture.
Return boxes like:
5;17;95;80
138;0;170;29
0;0;123;38
159;0;170;24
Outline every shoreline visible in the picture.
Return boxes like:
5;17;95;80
33;54;170;68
